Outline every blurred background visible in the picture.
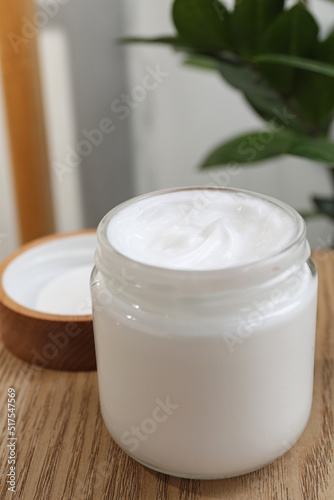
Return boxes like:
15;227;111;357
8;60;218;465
1;0;334;262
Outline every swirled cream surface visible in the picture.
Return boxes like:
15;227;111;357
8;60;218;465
107;189;298;270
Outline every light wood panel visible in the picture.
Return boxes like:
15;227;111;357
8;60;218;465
0;250;333;499
0;0;54;243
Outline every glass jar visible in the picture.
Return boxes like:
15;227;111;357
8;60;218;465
91;187;318;479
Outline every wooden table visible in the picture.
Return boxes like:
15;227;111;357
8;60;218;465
1;250;333;500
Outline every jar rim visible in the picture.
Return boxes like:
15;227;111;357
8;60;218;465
95;187;309;291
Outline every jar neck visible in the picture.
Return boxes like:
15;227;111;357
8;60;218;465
93;258;314;326
95;236;310;303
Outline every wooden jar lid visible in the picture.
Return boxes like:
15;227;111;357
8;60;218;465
0;230;96;371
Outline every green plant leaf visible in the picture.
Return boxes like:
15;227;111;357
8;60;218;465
201;130;334;167
172;0;230;50
313;197;334;219
259;4;318;56
202;130;295;166
289;138;334;164
121;36;194;48
243;93;306;134
185;54;222;71
186;54;309;134
230;0;284;56
299;209;321;220
258;4;319;92
217;59;278;99
254;54;334;78
294;30;334;131
186;54;277;98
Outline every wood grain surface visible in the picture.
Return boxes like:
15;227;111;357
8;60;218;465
0;250;333;500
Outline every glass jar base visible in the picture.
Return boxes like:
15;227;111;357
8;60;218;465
123;449;288;480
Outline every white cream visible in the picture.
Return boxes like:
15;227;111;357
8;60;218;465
2;233;95;316
36;265;92;315
107;189;298;270
92;188;318;479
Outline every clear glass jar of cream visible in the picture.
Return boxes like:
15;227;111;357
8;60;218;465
91;187;318;479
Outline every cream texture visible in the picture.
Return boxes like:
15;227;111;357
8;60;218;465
36;265;92;315
107;190;298;270
2;233;95;316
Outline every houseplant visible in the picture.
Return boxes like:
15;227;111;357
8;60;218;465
126;0;334;221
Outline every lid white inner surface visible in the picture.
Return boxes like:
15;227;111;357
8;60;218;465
2;233;95;316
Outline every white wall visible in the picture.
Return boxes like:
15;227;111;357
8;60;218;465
46;0;134;227
38;26;84;232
